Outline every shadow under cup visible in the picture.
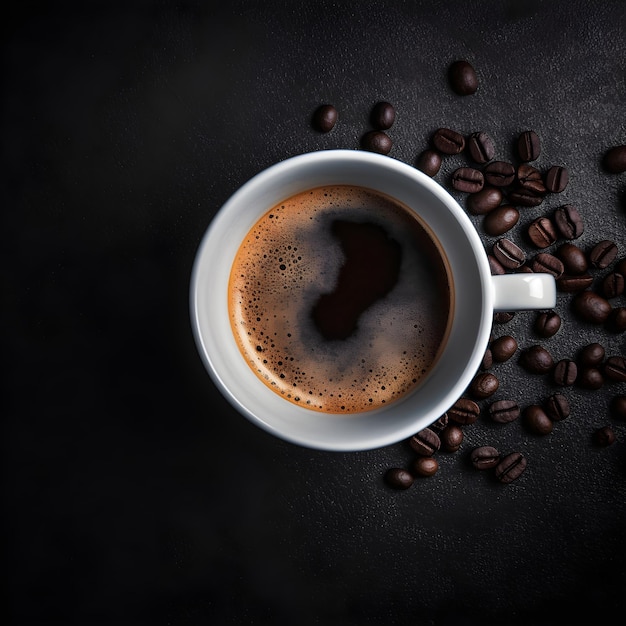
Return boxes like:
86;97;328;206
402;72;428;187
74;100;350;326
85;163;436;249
191;150;492;451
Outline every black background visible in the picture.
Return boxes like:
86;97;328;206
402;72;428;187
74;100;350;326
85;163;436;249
3;1;626;624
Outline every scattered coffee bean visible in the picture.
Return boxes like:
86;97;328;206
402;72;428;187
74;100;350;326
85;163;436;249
524;404;553;435
553;359;578;386
610;395;626;420
431;413;450;432
432;127;465;154
589;240;618;269
603;145;626;174
370;101;395;130
469;372;499;399
576;367;604;390
534;310;561;338
508;187;544;207
412;456;439;477
481;348;493;370
440;424;464;452
385;467;414;489
572;290;612;324
467;131;495;163
601;272;625;299
493;311;515;324
554;205;584;239
491;335;518;362
593;425;616;447
416;150;442;177
493;238;526;269
448;60;478;95
448;397;481;425
519;345;554;374
484;161;516;187
495;452;527;484
578;343;606;367
544;393;570;421
452;167;484;193
603;356;626;382
556;243;588;275
607;306;626;332
517;163;547;194
471;446;500;470
483;205;519;236
409;427;441;456
361;130;392;154
530;253;564;278
557;273;593;292
488;399;520;423
527;217;557;249
312;104;338;132
544;165;569;192
488;254;506;275
467;186;502;215
517;130;541;162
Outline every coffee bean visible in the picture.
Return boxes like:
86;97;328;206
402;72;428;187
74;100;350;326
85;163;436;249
484;161;516;187
519;345;554;374
517;130;541;162
610;395;626;420
452;167;484;193
493;238;526;269
557;273;593;293
554;205;584;239
361;130;392;154
471;446;501;470
576;367;604;390
467;187;502;215
469;372;499;399
524;404;553;435
530;253;564;278
416;150;442;177
481;347;493;370
508;187;544;207
601;272;625;299
491;335;518;362
412;456;439;477
556;243;588;274
432;128;465;154
483;205;519;236
370;101;395;130
431;413;450;432
589;240;618;269
517;163;547;194
604;356;626;382
488;254;506;275
593;425;616;447
312;104;338;132
553;359;577;386
495;452;527;484
527;217;557;249
409;427;441;456
607;306;626;332
572;290;611;324
544;166;569;192
448;60;478;95
440;424;464;452
385;467;414;489
493;311;515;324
578;343;605;367
448;397;480;425
534;310;561;338
603;145;626;174
488;399;520;423
544;393;570;421
616;258;626;276
467;131;495;163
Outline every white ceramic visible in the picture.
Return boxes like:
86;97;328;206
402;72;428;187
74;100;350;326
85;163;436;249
190;150;556;451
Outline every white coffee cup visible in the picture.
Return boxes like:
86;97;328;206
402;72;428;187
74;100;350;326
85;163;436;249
190;150;556;451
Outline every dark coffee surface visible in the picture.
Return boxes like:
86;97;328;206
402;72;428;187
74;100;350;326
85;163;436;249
3;2;625;625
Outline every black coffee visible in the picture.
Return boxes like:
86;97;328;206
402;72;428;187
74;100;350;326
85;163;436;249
228;185;453;413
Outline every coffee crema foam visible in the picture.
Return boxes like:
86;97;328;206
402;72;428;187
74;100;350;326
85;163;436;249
228;185;453;413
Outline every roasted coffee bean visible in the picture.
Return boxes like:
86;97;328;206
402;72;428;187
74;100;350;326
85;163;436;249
554;205;584;239
385;467;414;489
576;367;604;390
603;145;626;174
519;345;554;374
467;131;495;163
361;130;392;154
556;243;588;274
488;399;520;423
508;187;544;207
452;167;484;193
440;424;464;452
544;166;569;192
534;310;561;338
527;217;557;249
517;264;534;273
312;104;338;132
409;427;441;456
488;254;506;275
471;446;500;470
578;343;605;367
448;59;478;95
481;348;493;370
416;150;442;177
524;404;553;435
589;240;618;269
484;161;516;187
610;395;626;420
544;393;570;421
491;335;518;362
604;356;626;382
370;101;395;130
469;372;499;399
553;359;577;386
483;205;519;236
557;273;593;292
572;290;611;324
607;306;626;332
616;258;626;276
448;397;480;425
493;238;526;269
601;272;625;299
412;456;439;477
530;253;564;278
517;130;541;162
493;311;515;324
517;163;547;193
495;452;527;484
431;413;450;432
593;425;616;447
432;127;465;154
467;187;502;215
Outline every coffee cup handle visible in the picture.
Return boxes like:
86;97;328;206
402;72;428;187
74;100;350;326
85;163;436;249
491;273;557;311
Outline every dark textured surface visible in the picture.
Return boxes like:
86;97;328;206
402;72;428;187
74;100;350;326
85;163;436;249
3;1;625;624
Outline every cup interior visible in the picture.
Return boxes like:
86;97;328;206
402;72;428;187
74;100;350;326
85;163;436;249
190;150;493;450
